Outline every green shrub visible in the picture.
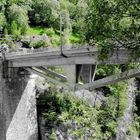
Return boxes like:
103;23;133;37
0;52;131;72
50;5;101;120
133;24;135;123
50;37;60;47
37;88;119;139
45;28;55;37
31;40;50;48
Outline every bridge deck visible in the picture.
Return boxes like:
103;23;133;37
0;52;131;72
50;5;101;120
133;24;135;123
4;47;140;67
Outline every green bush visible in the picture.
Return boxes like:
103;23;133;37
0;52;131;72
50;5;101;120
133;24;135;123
45;28;55;37
31;40;50;48
51;37;60;47
37;87;121;139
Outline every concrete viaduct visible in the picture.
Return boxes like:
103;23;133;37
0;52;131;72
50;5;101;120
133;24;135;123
0;46;140;140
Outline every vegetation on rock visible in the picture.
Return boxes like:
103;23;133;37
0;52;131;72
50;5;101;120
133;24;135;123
38;82;128;139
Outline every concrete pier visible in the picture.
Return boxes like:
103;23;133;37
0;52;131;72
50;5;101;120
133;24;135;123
0;60;38;140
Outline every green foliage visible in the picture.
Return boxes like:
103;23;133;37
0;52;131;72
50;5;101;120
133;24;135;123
29;0;59;27
0;12;6;27
83;0;140;58
38;85;128;139
50;36;60;47
20;24;28;35
8;4;28;27
108;81;128;117
8;4;29;35
127;114;140;137
10;21;19;36
70;33;80;44
3;27;8;35
45;28;55;37
25;26;80;47
63;28;71;45
49;129;57;140
27;26;46;35
31;40;50;48
96;65;120;79
96;82;127;137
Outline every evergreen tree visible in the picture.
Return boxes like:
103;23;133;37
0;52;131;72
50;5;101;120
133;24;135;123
10;21;18;35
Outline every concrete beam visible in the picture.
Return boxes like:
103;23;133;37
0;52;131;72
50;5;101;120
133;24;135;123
38;66;67;81
8;56;98;67
76;67;140;90
26;67;74;90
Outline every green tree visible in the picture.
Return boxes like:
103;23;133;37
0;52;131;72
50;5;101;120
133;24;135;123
29;0;59;27
10;21;19;35
0;12;6;27
3;27;8;35
8;4;29;29
84;0;140;50
20;24;28;35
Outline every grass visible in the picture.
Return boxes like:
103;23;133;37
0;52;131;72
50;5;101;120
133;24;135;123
70;33;81;44
26;26;81;45
27;26;46;35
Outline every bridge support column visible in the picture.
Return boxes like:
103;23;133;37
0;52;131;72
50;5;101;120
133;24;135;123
0;59;5;140
64;65;76;85
0;60;38;140
64;64;97;85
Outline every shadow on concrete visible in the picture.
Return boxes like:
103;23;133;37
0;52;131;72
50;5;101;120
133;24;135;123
4;77;28;134
2;68;34;139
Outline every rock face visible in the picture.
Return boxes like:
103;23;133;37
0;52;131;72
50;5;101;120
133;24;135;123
35;77;50;98
38;118;82;140
74;89;105;106
116;79;139;140
36;79;105;140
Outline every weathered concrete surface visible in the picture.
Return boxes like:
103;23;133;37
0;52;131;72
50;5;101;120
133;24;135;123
64;65;76;84
6;74;38;140
5;47;140;67
0;59;6;140
0;60;38;140
6;47;98;67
